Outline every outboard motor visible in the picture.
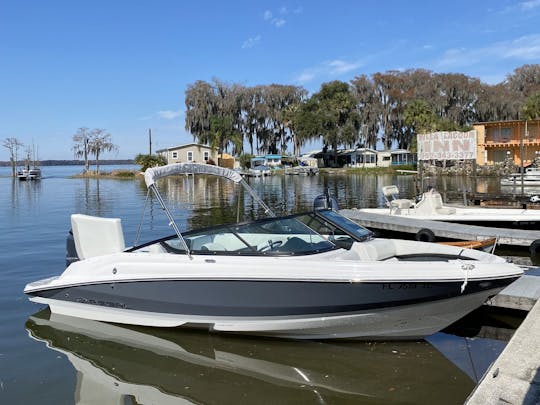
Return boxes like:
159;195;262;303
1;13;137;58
314;189;339;211
66;229;80;266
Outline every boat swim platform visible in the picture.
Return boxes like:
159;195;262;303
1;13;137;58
340;209;540;249
466;295;540;404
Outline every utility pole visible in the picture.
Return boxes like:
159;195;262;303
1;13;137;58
149;128;152;155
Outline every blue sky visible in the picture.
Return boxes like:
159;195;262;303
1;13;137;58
1;0;540;160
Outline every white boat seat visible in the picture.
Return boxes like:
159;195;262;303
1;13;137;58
382;185;414;213
71;214;125;260
351;239;396;261
201;242;227;252
416;190;457;215
391;199;414;209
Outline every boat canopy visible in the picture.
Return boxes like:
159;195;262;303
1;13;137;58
145;163;243;188
142;163;276;256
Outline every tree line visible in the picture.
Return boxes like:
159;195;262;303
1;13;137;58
185;64;540;157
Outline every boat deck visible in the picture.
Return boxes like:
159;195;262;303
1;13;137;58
340;209;540;248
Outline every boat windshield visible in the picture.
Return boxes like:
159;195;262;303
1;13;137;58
295;209;373;250
161;215;336;256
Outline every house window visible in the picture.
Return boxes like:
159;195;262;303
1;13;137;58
187;151;193;162
204;151;209;161
172;151;178;159
501;128;511;142
490;127;512;143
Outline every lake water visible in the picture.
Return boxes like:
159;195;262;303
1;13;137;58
0;165;526;404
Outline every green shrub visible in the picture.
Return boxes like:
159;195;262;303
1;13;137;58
134;154;167;171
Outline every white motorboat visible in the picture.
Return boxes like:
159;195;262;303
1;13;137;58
24;163;523;340
17;166;41;181
358;185;540;230
501;167;540;186
17;147;42;180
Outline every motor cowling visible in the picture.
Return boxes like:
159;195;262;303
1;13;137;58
66;230;80;266
314;190;339;211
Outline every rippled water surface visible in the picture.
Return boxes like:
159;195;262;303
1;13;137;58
0;166;525;404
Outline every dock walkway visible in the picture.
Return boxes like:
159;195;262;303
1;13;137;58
488;271;540;311
466;297;540;404
340;209;540;248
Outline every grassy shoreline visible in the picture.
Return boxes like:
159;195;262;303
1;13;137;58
70;169;142;179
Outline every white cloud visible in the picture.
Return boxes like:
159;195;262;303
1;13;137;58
294;58;365;84
156;109;183;120
437;34;540;69
520;0;540;10
296;71;316;84
327;59;364;75
242;35;261;49
263;6;302;28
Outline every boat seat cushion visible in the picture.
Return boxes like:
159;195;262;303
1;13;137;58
200;242;227;252
71;214;126;259
435;206;456;215
390;199;414;209
352;239;396;261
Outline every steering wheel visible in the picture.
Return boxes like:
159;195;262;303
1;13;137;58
258;240;283;252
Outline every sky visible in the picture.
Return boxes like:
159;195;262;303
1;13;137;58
1;0;540;161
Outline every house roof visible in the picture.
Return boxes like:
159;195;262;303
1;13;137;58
156;143;215;153
474;119;540;126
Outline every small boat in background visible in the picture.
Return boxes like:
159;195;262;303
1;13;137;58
17;166;42;181
358;185;540;230
439;237;498;253
501;167;540;186
17;147;42;181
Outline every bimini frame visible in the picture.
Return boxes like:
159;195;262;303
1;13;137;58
144;163;276;257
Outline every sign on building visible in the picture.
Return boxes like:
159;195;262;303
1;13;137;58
417;131;477;161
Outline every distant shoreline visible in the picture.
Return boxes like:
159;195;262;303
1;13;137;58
0;159;134;167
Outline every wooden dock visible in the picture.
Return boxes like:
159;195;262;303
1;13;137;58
340;209;540;249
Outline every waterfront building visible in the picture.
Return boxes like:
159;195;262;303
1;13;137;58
475;119;540;166
156;143;218;165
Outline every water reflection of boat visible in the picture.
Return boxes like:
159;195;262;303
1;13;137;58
26;309;475;405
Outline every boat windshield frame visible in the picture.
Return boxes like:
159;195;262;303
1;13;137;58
128;209;373;257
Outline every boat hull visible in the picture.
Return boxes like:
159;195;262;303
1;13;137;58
359;208;540;230
27;277;518;339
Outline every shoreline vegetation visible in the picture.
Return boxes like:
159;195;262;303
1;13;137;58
70;169;140;179
69;162;520;179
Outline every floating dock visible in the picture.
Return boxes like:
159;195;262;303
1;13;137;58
340;209;540;249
